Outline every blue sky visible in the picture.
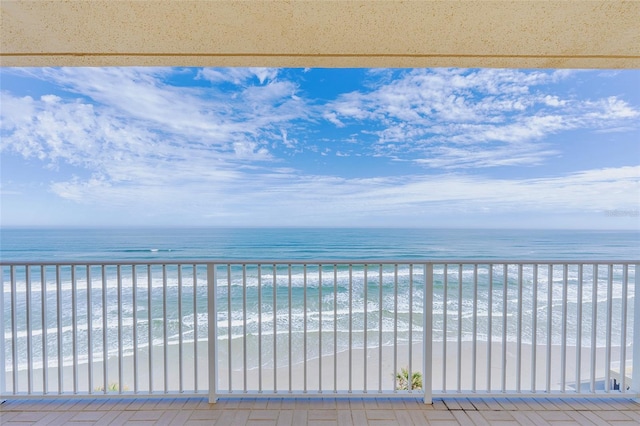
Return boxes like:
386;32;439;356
1;67;639;229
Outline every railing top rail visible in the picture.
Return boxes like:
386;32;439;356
0;259;639;266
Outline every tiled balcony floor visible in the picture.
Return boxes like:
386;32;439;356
1;396;639;425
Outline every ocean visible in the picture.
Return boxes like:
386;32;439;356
1;227;639;374
2;227;639;261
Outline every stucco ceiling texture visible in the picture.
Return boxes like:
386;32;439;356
1;0;639;68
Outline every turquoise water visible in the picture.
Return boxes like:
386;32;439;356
1;227;639;261
1;228;638;371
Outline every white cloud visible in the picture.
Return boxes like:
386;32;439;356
586;96;640;120
323;68;639;169
38;157;639;227
11;68;310;149
280;129;297;149
323;112;344;127
542;95;567;107
1;67;638;228
232;140;270;159
415;144;559;169
197;67;279;85
1;68;312;165
264;165;640;221
0;93;36;131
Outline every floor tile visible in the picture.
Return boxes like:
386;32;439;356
250;410;280;420
1;396;639;426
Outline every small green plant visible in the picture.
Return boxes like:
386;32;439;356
395;367;422;390
95;382;128;392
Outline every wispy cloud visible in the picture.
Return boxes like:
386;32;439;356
7;67;307;151
1;67;638;227
1;68;311;181
323;69;639;169
197;67;279;85
44;160;640;226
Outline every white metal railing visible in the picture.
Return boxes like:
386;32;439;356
1;263;211;397
1;260;638;403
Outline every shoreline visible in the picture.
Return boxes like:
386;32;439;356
8;340;628;394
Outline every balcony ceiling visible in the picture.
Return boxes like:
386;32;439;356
1;0;639;68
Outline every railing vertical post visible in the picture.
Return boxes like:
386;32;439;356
632;264;640;402
423;263;433;404
207;263;218;403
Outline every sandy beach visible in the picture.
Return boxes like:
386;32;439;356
10;339;628;395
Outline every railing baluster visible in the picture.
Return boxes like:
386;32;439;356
43;266;48;394
590;265;598;393
56;265;63;394
424;263;433;404
333;264;337;394
289;264;293;393
10;266;17;394
178;264;184;393
117;265;123;394
26;266;32;394
348;264;353;393
147;265;153;393
318;265;322;393
364;264;368;393
443;264;447;392
546;264;552;394
273;264;277;393
408;264;413;394
458;264;463;393
487;264;493;392
393;264;398;393
502;265;508;393
162;264;168;394
192;264;198;393
132;265;138;394
229;264;233;393
472;264;478;393
302;264;306;393
243;264;247;393
258;264;263;393
558;265;566;392
379;264;383;393
576;264;583;394
101;265;107;395
207;263;217;403
71;265;78;394
516;264;522;393
85;266;90;394
605;264;613;392
531;264;538;393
